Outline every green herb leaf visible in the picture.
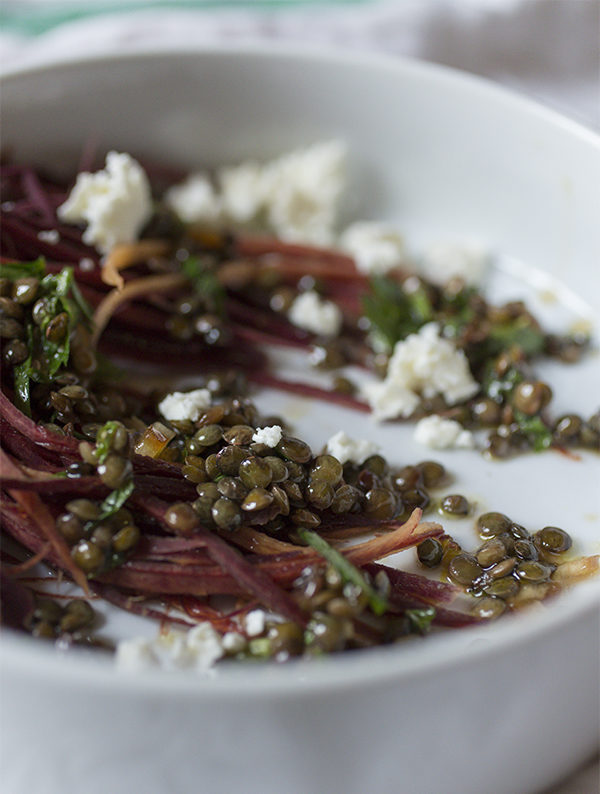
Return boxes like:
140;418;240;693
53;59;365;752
98;480;134;521
0;257;46;281
182;256;226;316
487;319;545;357
94;421;123;465
483;363;524;402
405;606;436;635
362;276;433;352
14;359;32;416
513;411;553;452
297;528;388;616
6;263;94;407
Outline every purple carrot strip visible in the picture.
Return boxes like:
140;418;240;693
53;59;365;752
248;370;370;412
0;570;36;629
21;169;57;227
89;582;196;628
387;593;482;628
363;562;459;605
1;214;95;263
0;390;79;453
141;496;307;625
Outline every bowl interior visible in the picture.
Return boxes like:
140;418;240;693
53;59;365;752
1;48;599;692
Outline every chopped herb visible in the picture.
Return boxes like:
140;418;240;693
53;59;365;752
2;260;93;413
362;276;433;351
98;480;135;521
513;411;553;452
0;257;46;281
248;638;272;657
405;606;436;634
297;528;388;616
483;363;524;402
94;421;123;465
487;318;545;357
182;255;226;316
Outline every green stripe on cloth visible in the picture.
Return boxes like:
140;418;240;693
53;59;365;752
1;0;368;37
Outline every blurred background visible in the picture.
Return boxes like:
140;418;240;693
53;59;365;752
1;0;599;129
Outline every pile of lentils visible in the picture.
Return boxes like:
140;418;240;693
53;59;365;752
56;389;458;578
418;512;573;619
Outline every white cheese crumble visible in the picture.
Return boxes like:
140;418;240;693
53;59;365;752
78;257;95;272
218;161;267;224
262;140;347;246
244;610;266;637
115;623;224;673
57;151;152;255
37;229;60;244
164;173;221;225
158;388;211;422
252;425;283;447
420;240;490;286
325;430;380;466
413;415;475;450
287;290;343;337
222;631;246;653
362;322;479;421
338;221;405;275
166;140;346;245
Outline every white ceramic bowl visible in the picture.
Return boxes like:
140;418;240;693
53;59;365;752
1;48;599;794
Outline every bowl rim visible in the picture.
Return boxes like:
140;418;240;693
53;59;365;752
1;42;599;147
0;44;599;698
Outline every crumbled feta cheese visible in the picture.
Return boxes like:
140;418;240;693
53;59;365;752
185;623;225;669
165;173;221;225
339;221;405;274
218;161;267;224
252;425;283;447
414;415;475;449
116;623;224;673
37;229;60;244
78;257;95;271
325;430;380;465
158;388;211;422
164;141;346;244
288;290;343;337
57;151;152;255
115;637;157;671
244;610;266;637
222;631;246;653
362;322;479;421
420;240;490;285
263;140;347;246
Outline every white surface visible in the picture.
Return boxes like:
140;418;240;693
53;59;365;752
1;48;599;794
